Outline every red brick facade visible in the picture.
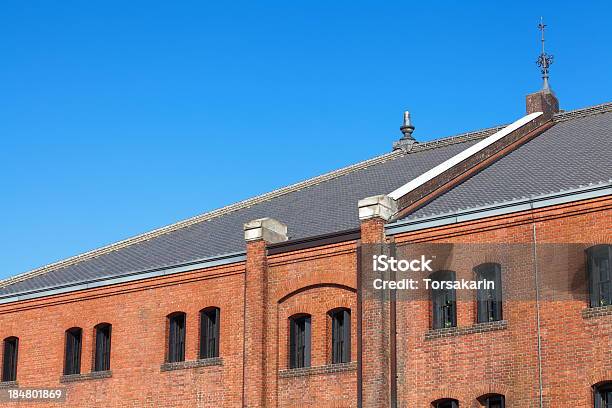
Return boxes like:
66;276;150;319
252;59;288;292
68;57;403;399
0;197;610;407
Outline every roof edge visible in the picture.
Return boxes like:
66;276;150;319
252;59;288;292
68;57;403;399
0;251;247;304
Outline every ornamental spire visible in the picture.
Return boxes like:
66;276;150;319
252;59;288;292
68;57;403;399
536;17;554;91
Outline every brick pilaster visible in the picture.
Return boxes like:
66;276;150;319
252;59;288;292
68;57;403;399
243;239;267;408
243;218;287;408
358;196;397;408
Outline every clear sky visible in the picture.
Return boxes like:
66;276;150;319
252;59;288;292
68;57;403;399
1;1;610;280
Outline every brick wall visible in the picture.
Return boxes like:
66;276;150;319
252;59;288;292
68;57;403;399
392;195;612;407
267;241;358;408
0;263;246;408
0;196;609;407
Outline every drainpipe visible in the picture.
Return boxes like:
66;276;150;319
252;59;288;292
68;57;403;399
356;244;363;408
390;242;398;408
531;221;544;408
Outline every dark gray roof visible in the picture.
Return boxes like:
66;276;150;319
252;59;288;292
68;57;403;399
1;102;610;296
0;131;485;295
405;106;612;220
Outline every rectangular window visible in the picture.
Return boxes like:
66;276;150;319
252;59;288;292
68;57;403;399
168;313;186;363
486;395;505;408
200;308;220;359
331;309;351;364
476;264;503;323
289;315;311;369
64;328;82;375
431;271;457;329
436;400;459;408
94;324;112;372
595;383;612;408
588;245;612;308
2;337;18;382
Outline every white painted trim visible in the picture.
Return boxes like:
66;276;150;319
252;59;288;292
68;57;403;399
388;112;544;200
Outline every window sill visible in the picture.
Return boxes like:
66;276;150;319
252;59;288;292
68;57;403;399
279;361;356;378
0;381;18;389
60;370;112;383
582;305;612;319
425;320;508;340
160;357;223;372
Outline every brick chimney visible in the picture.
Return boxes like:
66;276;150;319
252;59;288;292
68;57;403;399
526;89;559;116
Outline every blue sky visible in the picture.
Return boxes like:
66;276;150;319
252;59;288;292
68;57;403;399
1;1;610;280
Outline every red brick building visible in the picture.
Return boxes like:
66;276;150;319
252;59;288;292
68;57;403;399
0;88;610;407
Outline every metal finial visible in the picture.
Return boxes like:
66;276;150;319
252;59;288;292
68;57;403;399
536;17;554;91
393;111;417;152
400;111;415;140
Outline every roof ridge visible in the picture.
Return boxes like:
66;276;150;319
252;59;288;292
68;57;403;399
410;124;506;152
554;101;612;122
4;102;606;289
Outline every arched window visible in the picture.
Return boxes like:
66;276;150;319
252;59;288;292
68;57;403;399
587;245;612;307
430;270;457;329
479;394;505;408
433;398;459;408
289;314;311;369
329;308;351;364
594;382;612;408
94;323;112;372
64;327;82;375
2;337;18;382
475;263;503;323
200;307;220;359
167;312;186;363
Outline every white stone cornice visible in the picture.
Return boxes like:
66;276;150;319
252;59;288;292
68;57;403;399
243;218;288;243
358;195;398;221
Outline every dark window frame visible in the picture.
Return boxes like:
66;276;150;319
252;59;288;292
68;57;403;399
479;394;505;408
432;398;459;408
587;245;612;308
329;308;351;364
93;323;112;372
167;312;186;363
64;327;82;375
475;263;503;323
430;270;457;329
594;382;612;408
2;336;18;382
199;307;220;359
289;314;311;369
